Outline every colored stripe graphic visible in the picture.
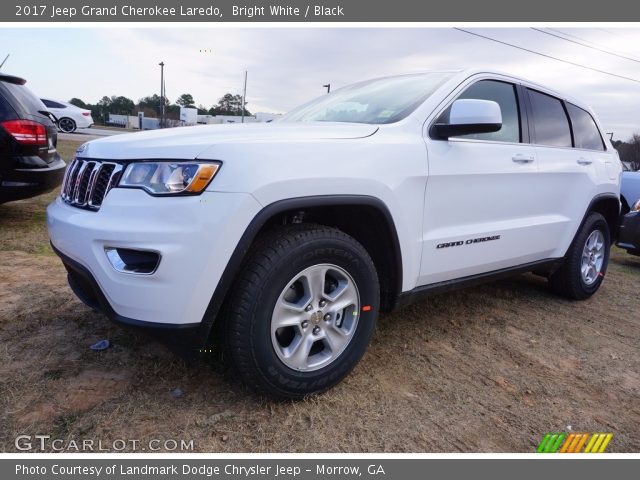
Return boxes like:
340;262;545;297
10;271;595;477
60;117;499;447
559;433;575;453
584;434;599;453
537;434;552;453
572;433;589;453
537;433;612;453
597;433;613;453
536;433;566;453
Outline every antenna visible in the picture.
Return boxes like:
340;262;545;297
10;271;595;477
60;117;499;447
0;54;9;70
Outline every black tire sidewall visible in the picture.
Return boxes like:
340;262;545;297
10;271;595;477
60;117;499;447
59;118;76;133
248;237;379;397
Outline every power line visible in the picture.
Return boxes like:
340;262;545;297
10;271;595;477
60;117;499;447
533;28;640;64
579;28;640;59
454;28;640;84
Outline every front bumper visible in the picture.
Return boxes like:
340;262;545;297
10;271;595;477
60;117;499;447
47;188;262;339
0;157;66;203
617;210;640;256
53;244;209;353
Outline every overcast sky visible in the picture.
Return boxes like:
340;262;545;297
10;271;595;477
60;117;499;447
1;27;639;139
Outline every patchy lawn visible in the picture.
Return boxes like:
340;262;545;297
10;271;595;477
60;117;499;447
0;141;638;452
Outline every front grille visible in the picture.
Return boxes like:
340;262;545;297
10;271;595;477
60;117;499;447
60;159;123;210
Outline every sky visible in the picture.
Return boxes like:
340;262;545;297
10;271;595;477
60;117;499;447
1;27;640;140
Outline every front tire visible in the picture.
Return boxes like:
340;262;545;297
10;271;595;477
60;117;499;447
549;212;610;300
58;117;76;133
225;224;379;399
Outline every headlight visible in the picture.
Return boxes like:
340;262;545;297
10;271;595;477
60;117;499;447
632;199;640;212
119;161;221;195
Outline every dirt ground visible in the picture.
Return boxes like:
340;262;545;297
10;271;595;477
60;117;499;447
0;140;638;453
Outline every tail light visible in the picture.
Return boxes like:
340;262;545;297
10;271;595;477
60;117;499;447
82;112;90;116
1;120;47;146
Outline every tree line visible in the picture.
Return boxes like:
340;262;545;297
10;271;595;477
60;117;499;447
69;92;251;124
612;134;640;171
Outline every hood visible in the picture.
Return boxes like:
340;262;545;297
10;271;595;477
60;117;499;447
78;122;378;160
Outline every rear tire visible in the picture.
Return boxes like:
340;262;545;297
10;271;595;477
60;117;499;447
225;224;379;399
58;117;76;133
549;212;610;300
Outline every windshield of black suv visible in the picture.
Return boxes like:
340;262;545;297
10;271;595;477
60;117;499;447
279;72;454;125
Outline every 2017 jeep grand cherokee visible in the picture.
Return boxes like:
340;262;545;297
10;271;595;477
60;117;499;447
0;74;65;204
47;69;622;398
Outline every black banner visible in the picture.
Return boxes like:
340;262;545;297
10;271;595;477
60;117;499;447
4;0;640;22
4;458;639;480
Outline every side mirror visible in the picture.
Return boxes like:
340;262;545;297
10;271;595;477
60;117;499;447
431;99;502;139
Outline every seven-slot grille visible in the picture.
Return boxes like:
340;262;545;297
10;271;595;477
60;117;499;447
61;159;123;210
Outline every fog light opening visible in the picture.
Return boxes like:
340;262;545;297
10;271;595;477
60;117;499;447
105;247;161;275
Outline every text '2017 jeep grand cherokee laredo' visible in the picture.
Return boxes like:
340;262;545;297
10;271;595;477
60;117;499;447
1;74;65;204
47;70;622;398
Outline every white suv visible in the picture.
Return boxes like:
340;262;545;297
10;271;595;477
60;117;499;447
47;69;621;398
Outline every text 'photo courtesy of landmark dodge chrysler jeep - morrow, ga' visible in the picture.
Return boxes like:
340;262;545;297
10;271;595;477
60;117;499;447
47;69;622;398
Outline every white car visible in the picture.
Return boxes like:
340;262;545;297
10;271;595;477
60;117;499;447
41;98;93;133
47;69;621;398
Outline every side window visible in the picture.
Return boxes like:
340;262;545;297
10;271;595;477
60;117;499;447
42;99;66;109
436;80;521;143
566;103;605;151
528;89;572;148
0;90;15;121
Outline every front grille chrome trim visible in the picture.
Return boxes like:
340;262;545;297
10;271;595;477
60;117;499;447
60;159;123;211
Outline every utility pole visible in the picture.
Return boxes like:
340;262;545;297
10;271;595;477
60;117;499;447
0;54;9;70
159;61;165;127
323;83;331;94
241;70;247;124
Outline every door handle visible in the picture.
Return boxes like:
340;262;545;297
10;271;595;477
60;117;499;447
577;157;593;165
512;154;535;163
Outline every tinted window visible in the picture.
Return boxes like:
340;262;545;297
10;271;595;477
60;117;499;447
0;88;16;120
1;81;46;116
280;73;453;124
42;99;66;109
437;80;520;143
528;89;572;147
566;103;604;151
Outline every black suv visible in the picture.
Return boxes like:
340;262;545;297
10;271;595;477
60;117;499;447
0;74;65;204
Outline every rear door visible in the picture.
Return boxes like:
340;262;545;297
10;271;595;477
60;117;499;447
526;89;601;256
420;78;548;286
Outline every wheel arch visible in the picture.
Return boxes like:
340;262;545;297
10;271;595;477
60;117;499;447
200;195;403;342
585;193;620;242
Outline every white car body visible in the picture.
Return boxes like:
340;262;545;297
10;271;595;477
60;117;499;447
47;68;621;343
41;98;93;132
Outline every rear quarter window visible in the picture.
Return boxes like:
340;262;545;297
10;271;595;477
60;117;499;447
0;86;17;120
2;81;46;117
566;103;605;151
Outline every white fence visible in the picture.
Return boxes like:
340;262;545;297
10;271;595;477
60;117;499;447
108;112;282;129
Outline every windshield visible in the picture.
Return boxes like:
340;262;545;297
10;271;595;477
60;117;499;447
279;73;453;125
